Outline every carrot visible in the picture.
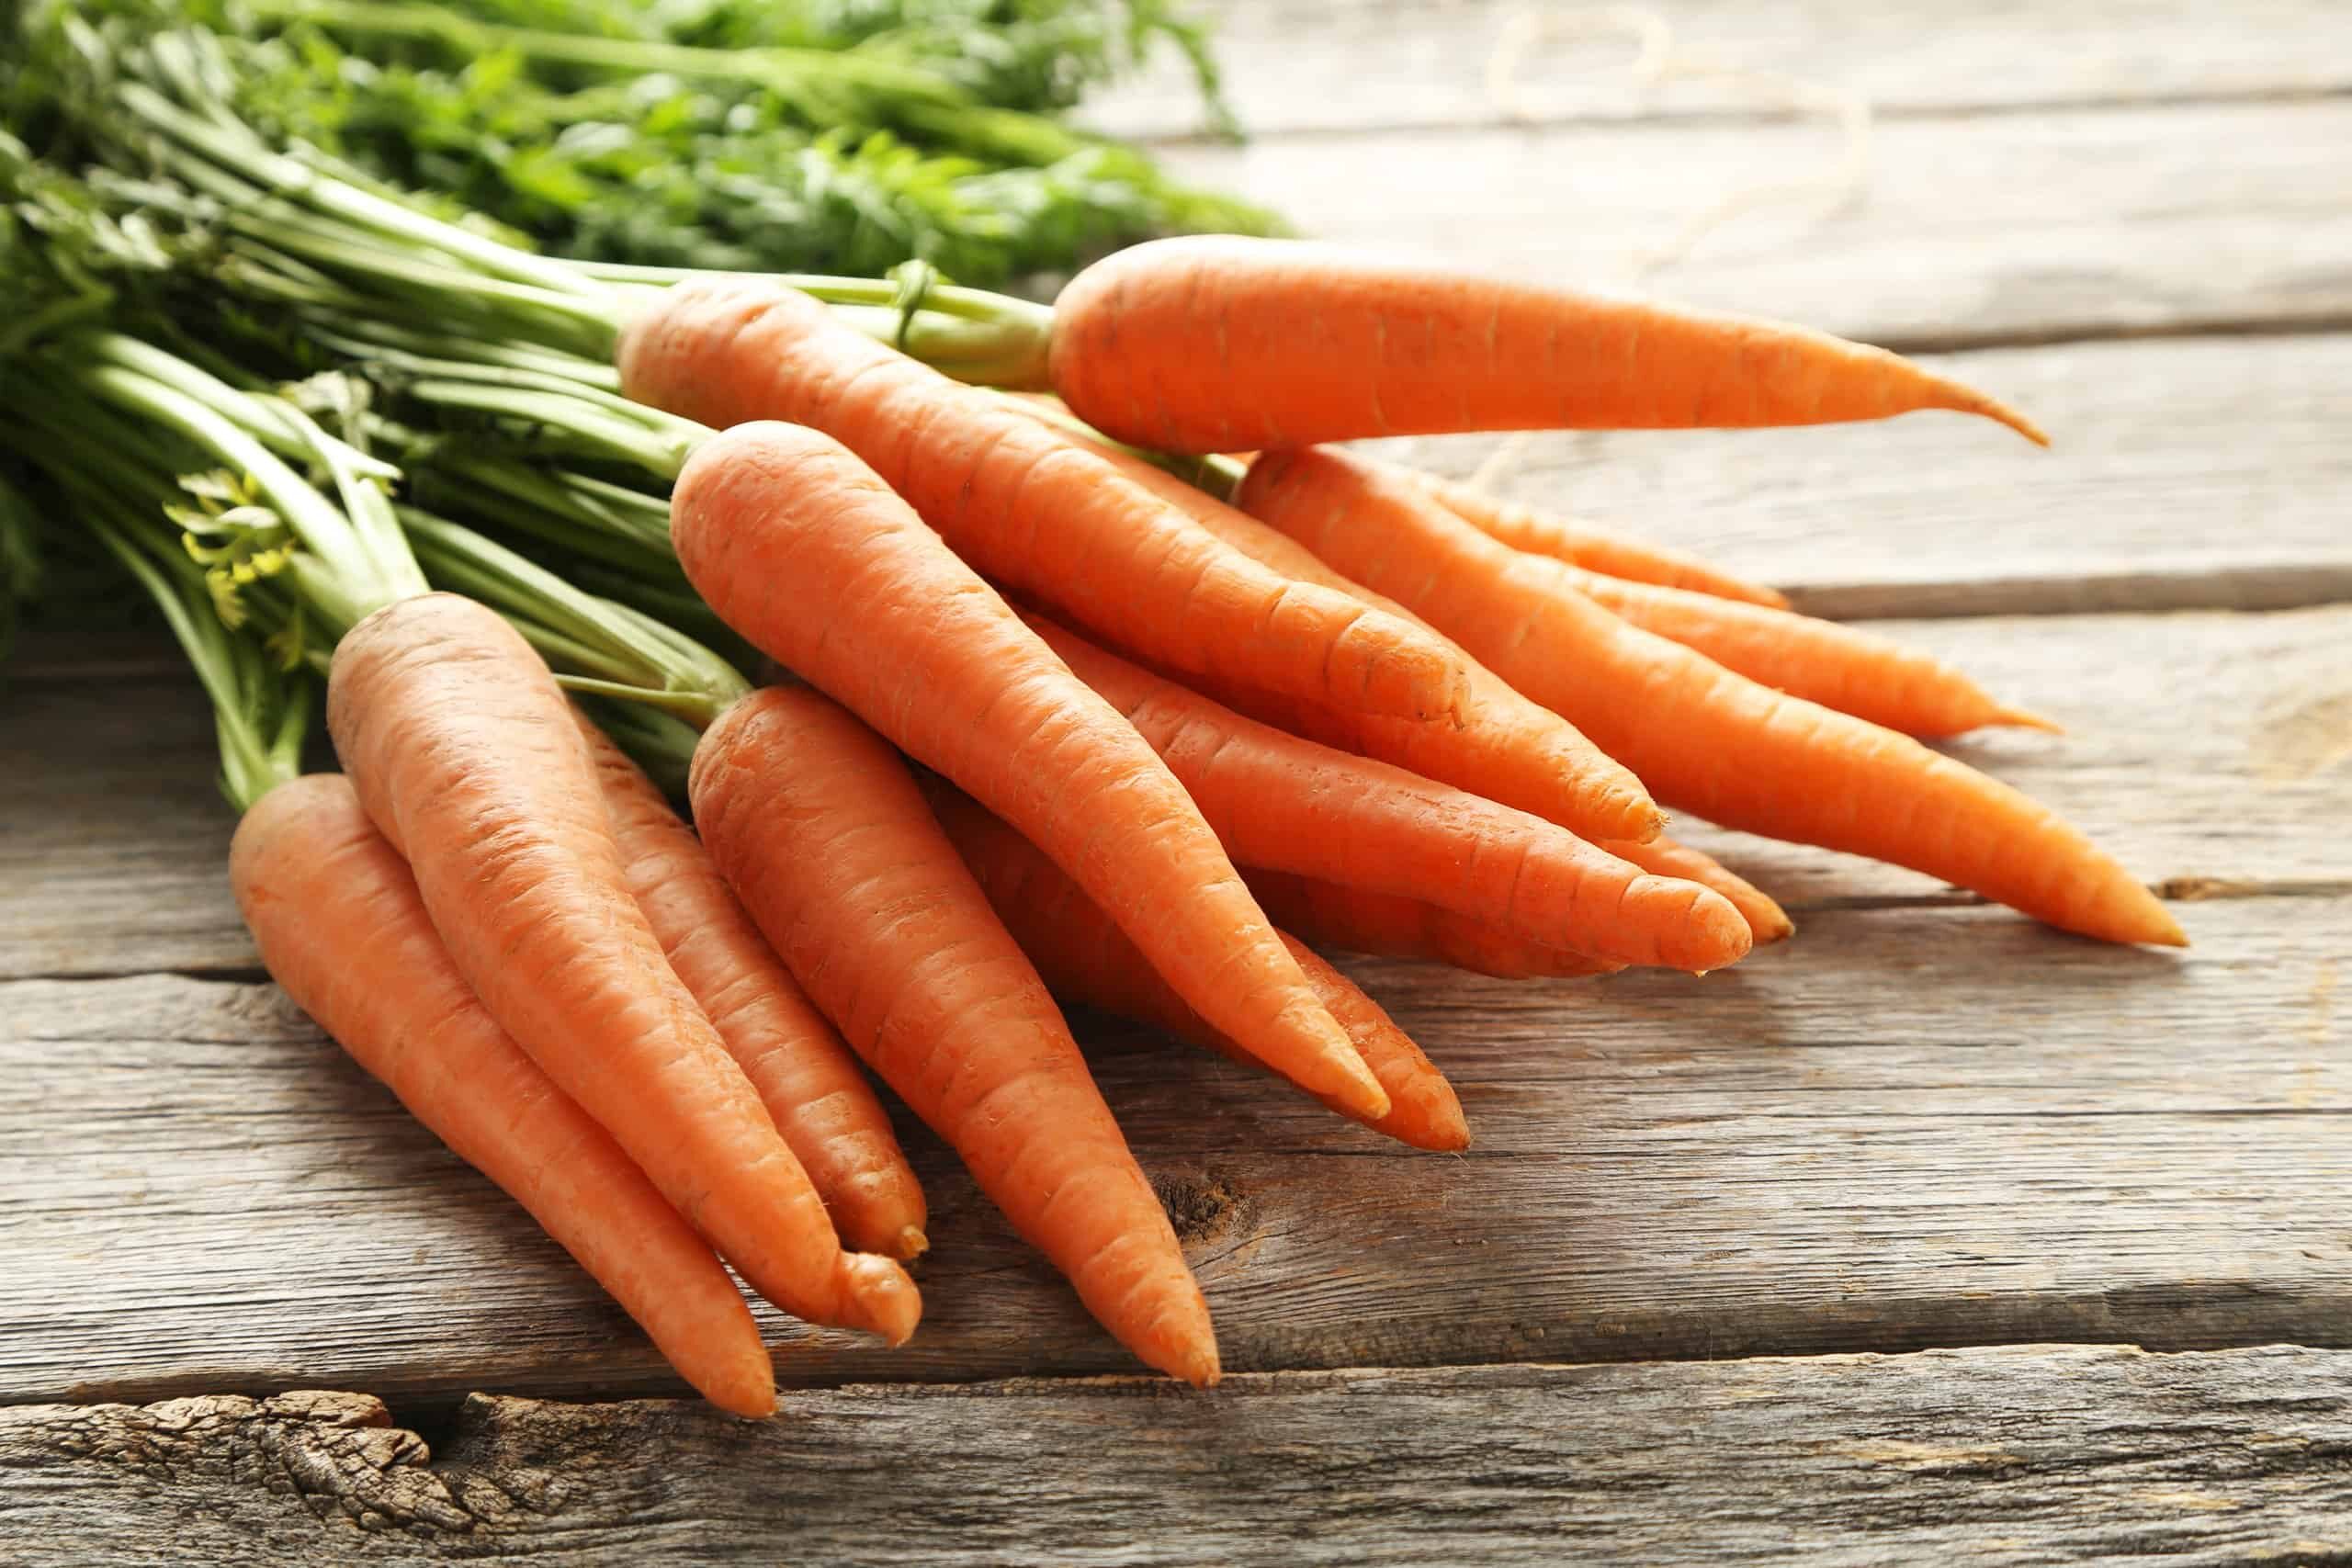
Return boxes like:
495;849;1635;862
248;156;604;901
1026;613;1753;974
691;684;1219;1385
1013;410;1660;844
618;276;1472;724
1561;570;2056;739
1393;465;1791;609
1244;871;1621;981
572;711;929;1261
667;420;1385;1121
1602;834;1793;946
926;786;1468;1152
1047;236;2047;452
326;592;922;1340
231;775;775;1418
1236;448;2184;947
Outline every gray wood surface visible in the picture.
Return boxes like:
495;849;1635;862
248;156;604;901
1095;0;2352;138
8;1346;2352;1564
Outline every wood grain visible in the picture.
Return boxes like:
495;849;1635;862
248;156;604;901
8;1347;2352;1563
4;887;2346;1407
1154;99;2352;351
1093;0;2352;139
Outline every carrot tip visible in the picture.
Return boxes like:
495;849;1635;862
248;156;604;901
1177;1345;1223;1389
892;1224;931;1262
1995;705;2064;735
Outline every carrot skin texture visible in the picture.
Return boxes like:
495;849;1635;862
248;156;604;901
618;278;1470;723
1244;871;1622;980
232;776;776;1418
1048;236;2047;452
1023;418;1661;844
691;686;1220;1385
1602;835;1793;945
929;789;1468;1152
326;593;921;1341
665;421;1385;1121
1029;615;1752;975
1396;467;1792;609
573;712;929;1261
1237;451;2185;948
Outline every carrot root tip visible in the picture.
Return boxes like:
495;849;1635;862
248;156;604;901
1996;705;2065;735
893;1224;932;1262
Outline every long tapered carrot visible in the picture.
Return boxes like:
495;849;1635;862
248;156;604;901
326;592;922;1339
1236;449;2184;947
1603;834;1794;946
925;786;1468;1152
1244;871;1621;981
232;775;775;1418
618;276;1471;723
1015;410;1660;843
1562;570;2056;739
691;684;1219;1385
1393;466;1792;609
1026;613;1752;974
666;420;1385;1120
572;711;928;1261
1047;236;2046;453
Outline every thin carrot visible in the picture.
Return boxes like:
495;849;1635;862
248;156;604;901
926;786;1468;1152
618;276;1473;723
1603;834;1794;946
1244;871;1622;981
691;684;1220;1385
1047;236;2047;452
1014;409;1661;844
1394;465;1792;609
232;775;775;1418
572;711;929;1261
326;592;922;1339
667;420;1385;1120
1236;448;2184;947
1026;613;1753;974
1562;570;2057;739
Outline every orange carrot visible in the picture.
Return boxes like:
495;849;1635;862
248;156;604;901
1394;465;1791;609
667;420;1385;1121
619;276;1471;723
927;786;1468;1152
232;775;775;1418
326;592;922;1340
691;684;1219;1385
1048;236;2046;452
1603;834;1793;946
573;712;928;1261
1013;410;1660;843
1027;613;1753;974
1236;449;2184;947
1562;570;2055;739
1244;871;1621;981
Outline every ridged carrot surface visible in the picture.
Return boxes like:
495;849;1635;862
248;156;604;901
1047;236;2047;453
1604;834;1794;946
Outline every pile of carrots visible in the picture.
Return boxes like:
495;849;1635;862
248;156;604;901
175;231;2177;1417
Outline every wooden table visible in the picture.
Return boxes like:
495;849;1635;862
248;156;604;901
5;3;2349;1560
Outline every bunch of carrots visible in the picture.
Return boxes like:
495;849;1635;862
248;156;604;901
5;36;2183;1417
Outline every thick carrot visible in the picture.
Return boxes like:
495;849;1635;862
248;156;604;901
1016;412;1660;844
1562;570;2056;739
572;712;928;1261
667;420;1385;1121
1236;449;2185;947
1244;871;1621;981
1603;834;1793;946
1027;614;1753;974
926;787;1468;1153
1394;466;1791;609
1048;236;2046;452
232;775;775;1418
691;685;1219;1385
326;592;921;1340
619;276;1471;723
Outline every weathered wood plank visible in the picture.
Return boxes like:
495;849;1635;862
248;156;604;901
10;605;2344;980
6;1347;2352;1563
1155;99;2352;350
1096;0;2352;139
3;889;2346;1406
